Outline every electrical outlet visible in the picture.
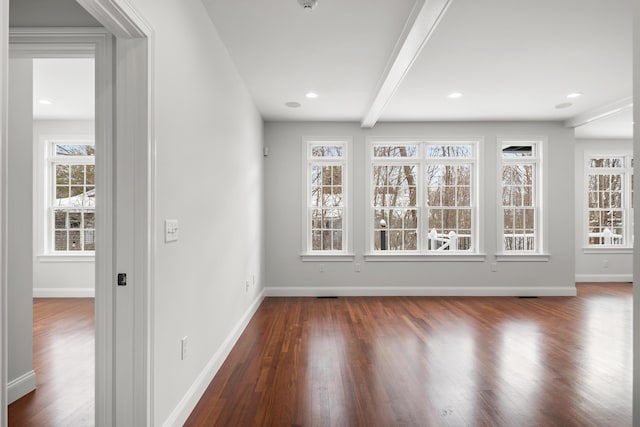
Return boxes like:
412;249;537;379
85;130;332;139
491;262;497;272
355;263;361;272
319;264;325;273
181;336;188;360
603;259;609;269
245;280;249;292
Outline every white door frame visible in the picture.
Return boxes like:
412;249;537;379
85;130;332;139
1;1;154;426
0;0;8;424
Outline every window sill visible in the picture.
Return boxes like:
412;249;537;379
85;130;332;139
364;253;486;262
300;253;355;262
582;247;633;254
495;253;550;262
38;253;95;263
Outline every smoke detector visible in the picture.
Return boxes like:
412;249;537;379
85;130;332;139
298;0;318;11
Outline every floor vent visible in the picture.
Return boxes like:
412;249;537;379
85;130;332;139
317;296;338;299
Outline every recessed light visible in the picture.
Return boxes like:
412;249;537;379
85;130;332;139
305;92;319;99
38;99;52;105
285;101;302;108
566;92;583;99
555;102;573;109
448;92;463;99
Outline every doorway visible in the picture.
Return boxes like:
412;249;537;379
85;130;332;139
2;2;154;425
7;54;97;424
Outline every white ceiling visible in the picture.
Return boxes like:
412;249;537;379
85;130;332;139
33;58;94;120
202;0;633;138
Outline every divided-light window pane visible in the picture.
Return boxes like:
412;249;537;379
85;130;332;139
500;142;539;252
588;157;624;168
311;145;343;158
49;142;95;253
372;162;418;251
373;145;418;158
426;164;473;251
502;144;534;158
55;143;95;156
586;155;632;246
426;144;472;158
371;141;478;254
308;141;347;252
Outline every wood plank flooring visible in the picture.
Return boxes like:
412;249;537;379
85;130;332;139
185;284;632;427
8;298;94;427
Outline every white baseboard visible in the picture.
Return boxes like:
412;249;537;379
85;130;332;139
8;370;36;404
162;289;266;427
575;274;633;283
265;285;577;297
33;288;95;298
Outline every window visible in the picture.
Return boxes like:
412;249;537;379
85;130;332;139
304;139;351;254
47;141;95;253
425;145;474;251
585;154;633;247
369;140;479;254
372;144;418;251
499;140;542;253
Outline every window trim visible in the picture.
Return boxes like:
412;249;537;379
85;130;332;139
365;136;483;257
496;137;547;257
583;151;633;250
300;136;353;258
36;135;96;258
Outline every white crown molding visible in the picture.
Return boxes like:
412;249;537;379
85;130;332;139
360;0;452;128
565;96;633;129
75;0;150;39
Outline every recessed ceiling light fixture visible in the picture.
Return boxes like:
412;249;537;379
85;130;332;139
285;101;302;108
448;91;463;99
38;99;52;105
555;102;573;109
305;92;319;99
567;92;583;99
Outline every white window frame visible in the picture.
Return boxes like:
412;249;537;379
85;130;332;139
36;135;96;261
365;137;485;261
583;152;633;252
496;137;549;261
301;137;354;261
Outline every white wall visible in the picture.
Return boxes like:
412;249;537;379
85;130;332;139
264;121;575;296
7;58;35;402
632;1;639;423
574;139;633;282
123;0;265;424
32;120;95;297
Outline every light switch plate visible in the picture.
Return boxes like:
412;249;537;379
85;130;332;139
165;219;179;243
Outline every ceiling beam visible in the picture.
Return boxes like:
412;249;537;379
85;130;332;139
564;96;633;128
360;0;453;128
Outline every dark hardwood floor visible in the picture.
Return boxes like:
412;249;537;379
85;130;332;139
6;286;632;426
8;298;94;427
185;283;632;427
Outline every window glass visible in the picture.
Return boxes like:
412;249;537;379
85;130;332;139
370;141;478;253
586;155;633;246
307;141;348;252
49;142;95;253
500;141;541;252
